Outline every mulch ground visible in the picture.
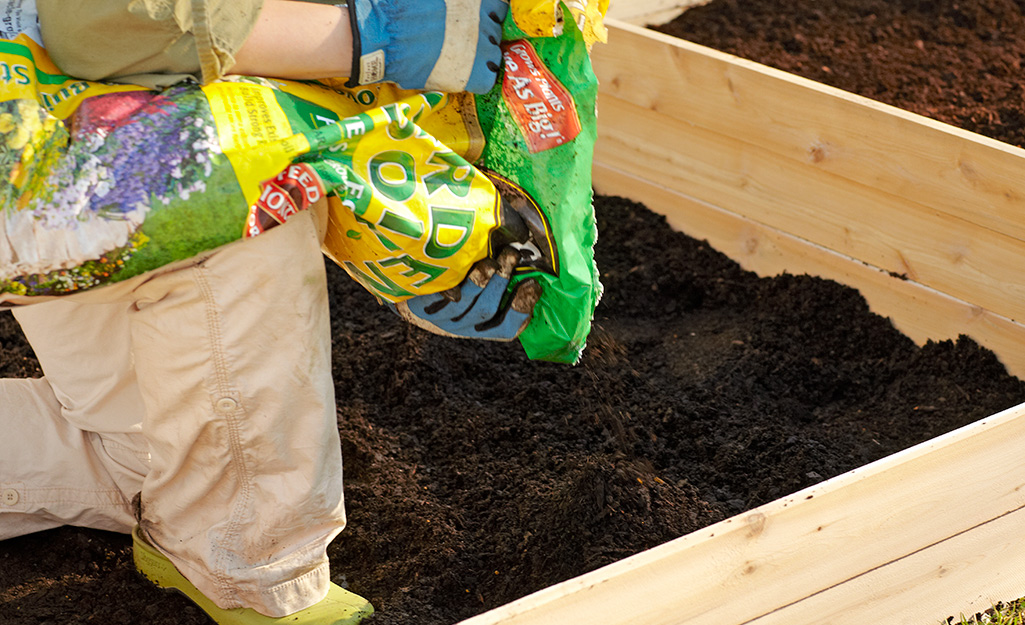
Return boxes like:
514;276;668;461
4;1;1025;623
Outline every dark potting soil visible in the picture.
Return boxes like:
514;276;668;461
5;1;1025;624
655;0;1025;149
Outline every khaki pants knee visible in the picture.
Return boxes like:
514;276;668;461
0;212;345;617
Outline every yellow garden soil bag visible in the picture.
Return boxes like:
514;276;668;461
0;0;604;363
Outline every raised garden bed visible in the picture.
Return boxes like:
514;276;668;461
598;4;1025;380
4;2;1025;625
580;1;1025;623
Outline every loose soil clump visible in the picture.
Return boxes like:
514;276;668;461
5;1;1025;624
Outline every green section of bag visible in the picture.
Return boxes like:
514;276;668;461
476;16;602;364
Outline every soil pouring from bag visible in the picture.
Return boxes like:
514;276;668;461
3;1;1025;624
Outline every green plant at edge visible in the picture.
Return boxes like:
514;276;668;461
945;599;1025;625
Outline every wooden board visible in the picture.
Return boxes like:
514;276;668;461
594;93;1025;327
592;164;1025;379
590;19;1025;379
457;402;1025;625
593;22;1025;242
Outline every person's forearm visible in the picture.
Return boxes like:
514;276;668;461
231;1;353;80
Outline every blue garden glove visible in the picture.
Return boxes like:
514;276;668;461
345;0;509;93
391;247;542;341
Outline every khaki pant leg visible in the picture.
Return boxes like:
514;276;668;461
128;212;345;618
0;297;150;540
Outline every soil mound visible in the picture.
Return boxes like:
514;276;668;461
5;1;1025;622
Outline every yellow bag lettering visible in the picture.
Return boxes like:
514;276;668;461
312;112;339;127
349;89;376;106
378;209;425;239
423;150;475;198
384;102;419;141
370;150;416;201
425;206;475;260
341;113;374;139
343;260;414;299
1;63;31;85
353;214;401;251
422;92;445;108
341;178;371;216
39;82;88;110
380;255;446;288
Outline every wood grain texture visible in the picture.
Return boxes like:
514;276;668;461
590;19;1025;375
593;22;1025;242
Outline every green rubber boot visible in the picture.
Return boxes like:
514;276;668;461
132;526;374;625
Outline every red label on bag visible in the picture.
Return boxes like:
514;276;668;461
501;40;581;154
245;163;325;238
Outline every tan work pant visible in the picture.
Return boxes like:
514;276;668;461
0;211;346;618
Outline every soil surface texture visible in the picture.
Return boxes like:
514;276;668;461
656;0;1025;148
5;1;1025;624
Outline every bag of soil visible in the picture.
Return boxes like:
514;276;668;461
0;0;604;363
474;1;606;363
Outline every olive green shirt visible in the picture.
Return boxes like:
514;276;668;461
36;0;266;88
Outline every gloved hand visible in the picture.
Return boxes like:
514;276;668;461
345;0;508;93
391;247;542;341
